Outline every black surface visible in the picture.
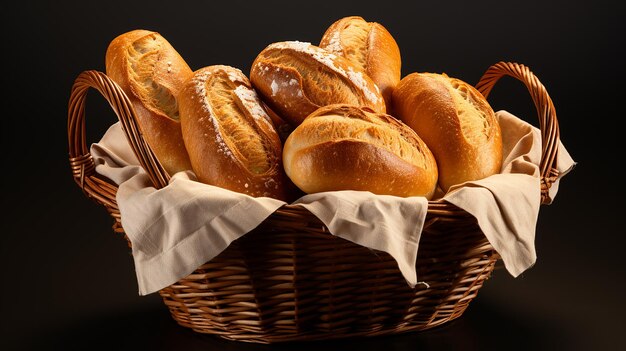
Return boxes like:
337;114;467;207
2;1;625;350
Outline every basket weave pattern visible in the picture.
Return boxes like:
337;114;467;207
68;62;559;343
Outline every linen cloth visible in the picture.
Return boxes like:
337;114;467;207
91;111;575;295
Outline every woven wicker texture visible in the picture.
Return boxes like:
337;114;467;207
67;62;560;343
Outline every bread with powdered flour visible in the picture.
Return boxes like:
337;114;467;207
178;65;291;200
320;16;401;109
250;41;386;127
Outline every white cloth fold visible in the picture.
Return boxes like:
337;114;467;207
294;191;428;287
90;110;575;295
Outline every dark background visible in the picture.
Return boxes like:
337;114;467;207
2;1;624;350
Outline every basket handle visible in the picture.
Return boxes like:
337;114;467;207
476;62;560;204
67;70;170;210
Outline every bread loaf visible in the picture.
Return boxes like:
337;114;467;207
392;73;503;192
320;16;401;109
250;41;386;127
105;29;192;175
178;65;290;200
283;104;438;198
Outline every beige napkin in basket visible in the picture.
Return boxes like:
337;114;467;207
91;110;574;295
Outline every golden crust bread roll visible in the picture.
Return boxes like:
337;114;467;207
178;65;290;200
250;41;386;127
392;72;503;192
283;104;438;198
320;16;401;109
105;29;192;175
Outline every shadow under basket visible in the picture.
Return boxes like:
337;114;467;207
67;62;560;344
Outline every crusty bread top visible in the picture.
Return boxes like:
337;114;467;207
292;104;432;170
319;16;401;111
186;65;279;175
321;16;371;72
282;104;437;198
266;41;382;105
250;41;386;124
391;72;502;192
105;29;193;175
106;30;191;122
421;73;494;145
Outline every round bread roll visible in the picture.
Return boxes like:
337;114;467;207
392;73;503;192
250;41;386;127
178;65;290;200
320;16;401;109
105;29;192;175
283;104;438;198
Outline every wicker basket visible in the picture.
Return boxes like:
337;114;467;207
67;62;560;343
